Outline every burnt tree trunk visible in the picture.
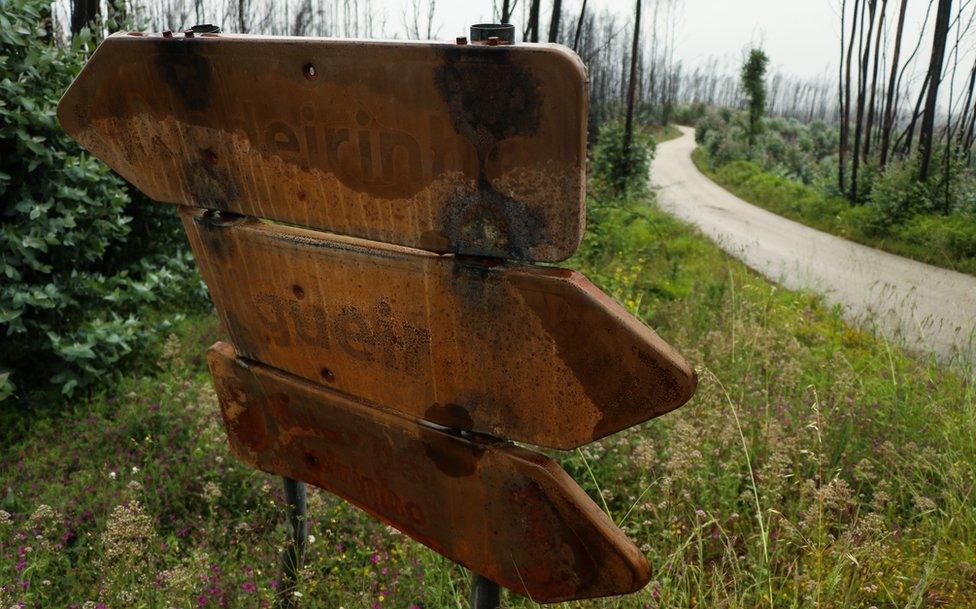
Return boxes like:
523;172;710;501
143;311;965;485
70;0;99;35
548;0;562;42
622;0;642;173
527;0;540;42
863;0;886;161
918;0;952;181
880;0;909;167
851;0;875;202
572;0;587;51
839;0;859;194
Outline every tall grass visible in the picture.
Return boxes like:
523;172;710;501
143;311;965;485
2;187;974;608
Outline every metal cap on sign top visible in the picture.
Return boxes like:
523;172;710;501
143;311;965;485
470;23;515;43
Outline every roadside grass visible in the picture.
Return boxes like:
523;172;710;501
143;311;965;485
691;148;976;276
647;124;682;144
2;189;975;608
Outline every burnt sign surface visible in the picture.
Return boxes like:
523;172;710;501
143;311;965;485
182;207;697;450
208;342;651;602
57;33;587;261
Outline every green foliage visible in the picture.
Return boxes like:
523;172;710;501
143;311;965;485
0;0;207;401
695;147;976;274
740;48;769;149
696;107;837;184
591;119;656;198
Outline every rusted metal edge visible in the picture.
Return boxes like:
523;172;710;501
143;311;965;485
183;208;698;450
207;341;652;602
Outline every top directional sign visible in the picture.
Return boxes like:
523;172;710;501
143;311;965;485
57;33;588;261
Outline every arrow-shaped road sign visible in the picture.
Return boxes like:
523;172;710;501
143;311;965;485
182;207;697;450
208;341;651;603
58;33;587;262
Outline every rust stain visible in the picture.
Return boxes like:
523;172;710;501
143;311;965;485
207;342;650;602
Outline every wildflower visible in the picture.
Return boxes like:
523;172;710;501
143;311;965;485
131;466;140;474
202;481;222;503
82;602;97;609
109;471;117;480
28;504;56;527
127;480;143;491
308;535;315;544
293;591;303;598
0;510;10;525
101;501;157;564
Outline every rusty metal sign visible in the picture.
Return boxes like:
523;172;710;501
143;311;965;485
182;207;696;450
208;341;650;602
57;33;587;261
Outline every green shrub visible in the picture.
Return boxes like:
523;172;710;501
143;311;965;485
591;119;656;198
867;157;940;225
0;0;207;401
895;213;976;266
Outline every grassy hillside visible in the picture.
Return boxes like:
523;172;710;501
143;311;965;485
2;189;974;608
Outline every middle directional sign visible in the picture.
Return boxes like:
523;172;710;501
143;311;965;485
182;206;697;450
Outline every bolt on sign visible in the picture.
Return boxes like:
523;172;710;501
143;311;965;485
60;30;698;603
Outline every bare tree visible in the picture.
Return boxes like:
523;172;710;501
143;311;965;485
839;0;860;193
918;0;953;181
862;0;886;161
526;0;540;42
572;0;587;51
548;0;562;43
622;0;642;168
70;0;99;35
851;0;877;200
880;0;909;167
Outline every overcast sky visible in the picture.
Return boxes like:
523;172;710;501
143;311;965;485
399;0;939;85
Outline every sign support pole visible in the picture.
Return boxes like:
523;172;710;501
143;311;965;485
469;572;501;609
278;476;308;607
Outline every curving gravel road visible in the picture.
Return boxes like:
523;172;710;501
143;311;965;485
651;126;976;366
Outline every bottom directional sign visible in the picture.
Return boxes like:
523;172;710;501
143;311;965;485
208;341;651;602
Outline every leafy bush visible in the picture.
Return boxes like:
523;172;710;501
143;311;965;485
590;119;656;198
694;148;976;274
895;213;976;262
0;0;207;401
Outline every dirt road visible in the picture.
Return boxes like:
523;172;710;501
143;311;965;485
651;126;975;365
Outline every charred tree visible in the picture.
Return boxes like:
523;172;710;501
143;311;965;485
572;0;587;51
863;0;886;161
548;0;562;42
70;0;99;35
918;0;953;181
527;0;540;42
622;0;642;174
839;0;859;194
851;0;876;201
880;0;909;167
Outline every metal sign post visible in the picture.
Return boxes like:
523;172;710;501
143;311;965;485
278;477;308;607
59;24;698;607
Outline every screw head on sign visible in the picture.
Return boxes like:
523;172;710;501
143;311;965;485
304;63;317;80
